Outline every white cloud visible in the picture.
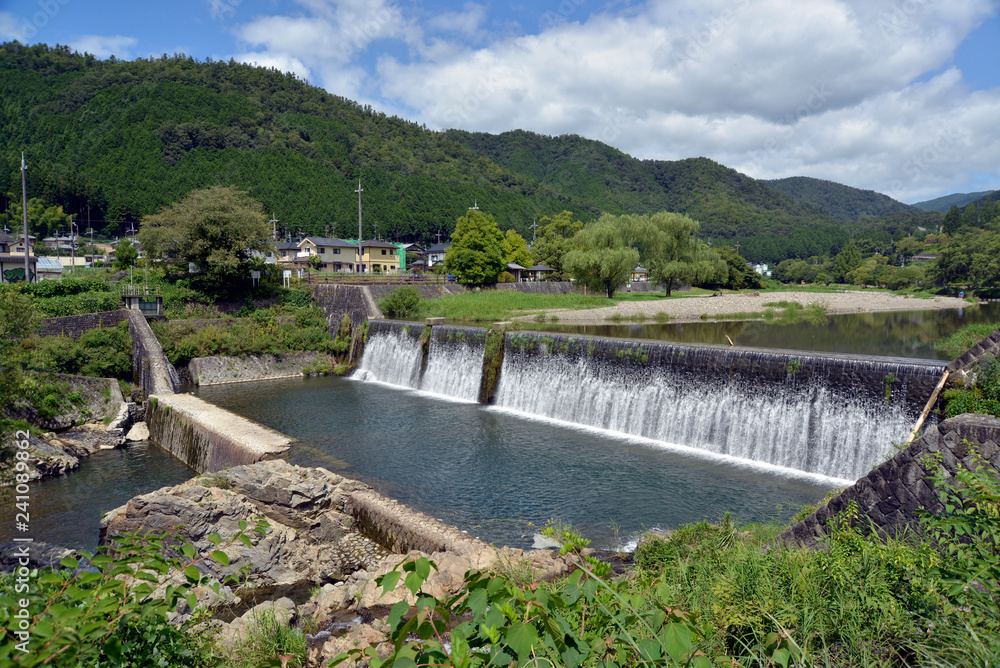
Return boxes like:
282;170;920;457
373;0;1000;200
426;2;488;38
209;0;239;20
69;35;138;59
221;0;1000;200
234;52;312;81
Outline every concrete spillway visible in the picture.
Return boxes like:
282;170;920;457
359;321;944;481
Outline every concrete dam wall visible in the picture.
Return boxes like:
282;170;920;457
358;321;945;481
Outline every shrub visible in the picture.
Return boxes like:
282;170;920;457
379;287;421;319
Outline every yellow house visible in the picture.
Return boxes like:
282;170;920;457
359;240;400;274
298;237;358;271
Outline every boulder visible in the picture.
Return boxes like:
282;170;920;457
124;421;149;441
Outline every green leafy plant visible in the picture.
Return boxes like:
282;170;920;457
0;519;269;666
379;286;422;319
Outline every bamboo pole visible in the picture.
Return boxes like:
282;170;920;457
906;369;950;446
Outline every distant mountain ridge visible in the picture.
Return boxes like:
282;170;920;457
912;191;996;212
763;176;915;222
0;41;933;264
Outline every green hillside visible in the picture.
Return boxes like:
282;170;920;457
2;41;914;264
912;191;995;212
445;129;853;262
0;42;586;243
763;176;915;222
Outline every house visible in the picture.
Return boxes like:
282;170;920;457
276;240;301;264
360;240;401;274
527;264;555;282
0;254;37;283
631;266;649;282
427;242;451;268
42;234;76;253
5;233;35;256
298;237;359;272
506;262;526;282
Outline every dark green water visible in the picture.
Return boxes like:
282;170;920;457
519;302;1000;360
196;376;835;550
0;441;196;551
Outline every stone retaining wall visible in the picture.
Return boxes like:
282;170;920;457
947;326;1000;377
777;413;1000;549
38;310;130;338
344;489;489;557
490;281;575;295
145;393;291;473
188;353;324;386
313;285;382;329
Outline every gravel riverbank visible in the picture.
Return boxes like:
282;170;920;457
521;291;970;324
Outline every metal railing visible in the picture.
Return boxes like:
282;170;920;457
308;273;456;286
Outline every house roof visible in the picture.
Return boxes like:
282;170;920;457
0;254;37;263
35;256;64;271
507;262;527;271
527;264;554;272
277;241;300;250
0;230;14;244
428;243;451;253
301;237;357;249
360;239;398;249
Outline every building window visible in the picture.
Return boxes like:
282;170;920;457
318;247;325;254
333;248;340;254
381;249;387;255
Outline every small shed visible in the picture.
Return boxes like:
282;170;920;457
35;256;64;281
527;264;555;282
506;262;527;282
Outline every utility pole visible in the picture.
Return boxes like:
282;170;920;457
356;179;363;274
530;218;538;244
69;215;75;273
435;229;442;244
269;214;278;241
21;152;29;282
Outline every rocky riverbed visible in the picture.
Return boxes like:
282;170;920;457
524;290;970;324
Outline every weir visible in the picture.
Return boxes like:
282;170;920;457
358;321;485;402
359;322;945;481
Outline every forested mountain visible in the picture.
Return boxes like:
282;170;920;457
762;176;915;222
912;191;995;212
444;129;854;262
1;41;917;263
0;42;585;244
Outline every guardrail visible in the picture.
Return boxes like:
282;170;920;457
120;283;161;296
309;273;457;286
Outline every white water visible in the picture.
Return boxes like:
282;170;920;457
360;323;939;481
358;324;483;402
494;347;926;481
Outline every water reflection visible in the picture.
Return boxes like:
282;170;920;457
519;302;1000;360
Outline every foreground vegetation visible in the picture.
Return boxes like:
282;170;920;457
1;453;996;667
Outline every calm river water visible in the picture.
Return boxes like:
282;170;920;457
10;303;997;551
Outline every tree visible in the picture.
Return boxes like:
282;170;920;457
832;241;863;283
714;246;765;290
114;240;138;271
531;211;583;279
138;186;273;297
1;196;71;240
639;212;727;297
444;210;506;286
943;205;962;235
563;216;640;298
502;229;533;268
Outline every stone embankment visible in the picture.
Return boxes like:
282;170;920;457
145;393;291;473
188;352;325;385
100;459;575;662
778;413;1000;549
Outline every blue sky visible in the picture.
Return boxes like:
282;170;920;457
2;0;999;203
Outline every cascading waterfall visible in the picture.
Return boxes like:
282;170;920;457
358;321;485;402
493;333;944;481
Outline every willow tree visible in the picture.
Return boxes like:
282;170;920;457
563;216;640;298
626;212;724;296
139;186;273;297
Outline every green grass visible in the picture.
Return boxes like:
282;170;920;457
938;321;1000;358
